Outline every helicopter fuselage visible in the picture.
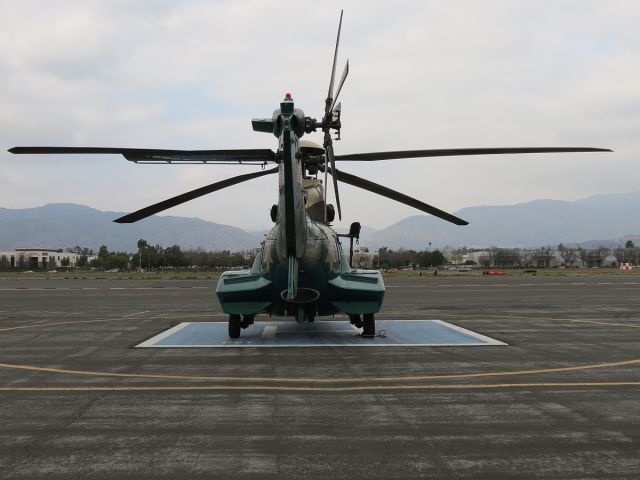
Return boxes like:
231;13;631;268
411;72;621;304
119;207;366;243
216;96;385;321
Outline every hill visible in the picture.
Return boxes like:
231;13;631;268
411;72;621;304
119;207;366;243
0;203;262;252
365;191;640;249
2;191;639;252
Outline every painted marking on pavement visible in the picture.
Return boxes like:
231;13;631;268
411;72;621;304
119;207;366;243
135;323;190;348
0;382;639;393
0;312;156;332
1;357;639;384
570;319;640;329
262;326;277;339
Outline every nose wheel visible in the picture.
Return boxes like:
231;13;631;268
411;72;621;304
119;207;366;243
228;314;241;338
350;313;376;337
362;313;375;338
228;314;255;338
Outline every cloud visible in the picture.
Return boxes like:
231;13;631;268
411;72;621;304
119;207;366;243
1;0;639;231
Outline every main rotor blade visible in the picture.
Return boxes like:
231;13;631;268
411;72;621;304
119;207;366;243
9;147;277;165
325;9;344;117
334;147;612;161
114;166;279;223
330;60;349;113
328;167;468;226
326;142;342;221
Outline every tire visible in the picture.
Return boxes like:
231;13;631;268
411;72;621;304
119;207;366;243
228;314;241;338
362;313;375;338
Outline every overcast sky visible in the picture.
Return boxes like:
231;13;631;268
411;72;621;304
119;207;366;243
2;0;638;231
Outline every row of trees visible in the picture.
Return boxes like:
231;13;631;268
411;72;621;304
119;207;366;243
3;239;638;271
377;247;446;269
91;240;255;270
93;242;448;270
372;243;639;269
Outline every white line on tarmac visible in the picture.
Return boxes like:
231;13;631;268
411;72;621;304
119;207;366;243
0;286;212;291
123;311;150;318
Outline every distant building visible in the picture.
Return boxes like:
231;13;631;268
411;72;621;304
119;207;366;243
462;247;618;268
0;249;80;269
463;251;489;267
351;248;379;269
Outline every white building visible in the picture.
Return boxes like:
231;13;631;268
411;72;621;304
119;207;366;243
0;249;81;269
351;247;379;269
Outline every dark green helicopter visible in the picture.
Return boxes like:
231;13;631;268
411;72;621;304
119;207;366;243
9;11;611;338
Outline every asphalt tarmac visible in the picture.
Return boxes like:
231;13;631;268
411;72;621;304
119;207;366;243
0;273;639;479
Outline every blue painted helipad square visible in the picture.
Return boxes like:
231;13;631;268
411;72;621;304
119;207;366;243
136;320;506;348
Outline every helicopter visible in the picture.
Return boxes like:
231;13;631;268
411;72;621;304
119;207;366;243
9;11;611;339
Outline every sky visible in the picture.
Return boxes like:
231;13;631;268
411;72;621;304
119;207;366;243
1;0;639;231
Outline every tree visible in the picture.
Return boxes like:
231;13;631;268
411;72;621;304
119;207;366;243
533;247;552;268
103;252;130;270
430;250;445;267
578;247;589;267
625;240;635;249
597;246;610;267
377;247;391;269
519;249;536;268
418;250;445;267
495;248;519;268
97;245;109;270
557;244;578;267
164;245;187;267
486;246;498;268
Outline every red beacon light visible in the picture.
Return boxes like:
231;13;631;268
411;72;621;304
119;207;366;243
284;92;292;100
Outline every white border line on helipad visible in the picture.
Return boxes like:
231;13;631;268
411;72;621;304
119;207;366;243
135;320;507;348
432;319;508;346
136;322;192;348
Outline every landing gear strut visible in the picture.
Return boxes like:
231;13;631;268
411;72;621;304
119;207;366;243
305;307;315;323
292;306;316;323
362;313;375;338
228;314;241;339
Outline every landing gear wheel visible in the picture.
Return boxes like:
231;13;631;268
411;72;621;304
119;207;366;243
362;313;375;338
228;314;241;339
349;314;363;329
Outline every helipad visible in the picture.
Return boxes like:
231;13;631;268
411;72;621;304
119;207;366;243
136;319;507;348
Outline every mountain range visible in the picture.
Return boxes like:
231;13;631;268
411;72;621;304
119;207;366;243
366;190;640;250
1;191;638;252
0;204;261;252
